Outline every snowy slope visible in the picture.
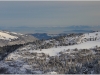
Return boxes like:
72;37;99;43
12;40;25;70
30;31;100;56
83;32;100;39
4;31;98;56
1;31;100;74
0;30;37;46
8;31;99;57
32;40;100;56
0;31;18;41
78;32;100;43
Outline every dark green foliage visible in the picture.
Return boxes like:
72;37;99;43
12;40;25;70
0;67;8;74
0;44;23;60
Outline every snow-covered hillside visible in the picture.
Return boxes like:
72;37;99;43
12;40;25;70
32;40;100;56
29;31;100;56
0;31;100;74
4;31;100;57
0;30;37;46
0;31;18;41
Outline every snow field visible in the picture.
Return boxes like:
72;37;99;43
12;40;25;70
0;31;18;40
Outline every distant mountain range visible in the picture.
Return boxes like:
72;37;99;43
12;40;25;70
0;25;99;34
30;30;94;40
30;33;52;40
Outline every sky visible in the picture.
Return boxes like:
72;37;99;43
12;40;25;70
0;1;100;33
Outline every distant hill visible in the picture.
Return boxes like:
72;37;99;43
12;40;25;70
30;30;93;40
0;30;38;47
31;33;52;40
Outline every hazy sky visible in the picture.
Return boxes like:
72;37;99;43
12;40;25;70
0;1;100;27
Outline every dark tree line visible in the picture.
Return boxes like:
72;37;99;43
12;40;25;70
0;44;23;60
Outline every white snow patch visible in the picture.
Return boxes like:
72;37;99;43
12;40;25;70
0;31;18;40
46;71;57;74
11;32;23;35
32;39;100;56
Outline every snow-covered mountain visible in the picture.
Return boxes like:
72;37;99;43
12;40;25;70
0;31;100;74
0;30;38;46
